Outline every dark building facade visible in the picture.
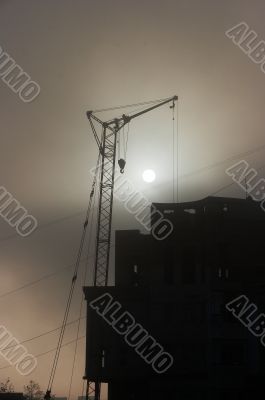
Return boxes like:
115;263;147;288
84;196;265;399
0;394;25;400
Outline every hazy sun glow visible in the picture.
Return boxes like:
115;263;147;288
142;169;156;183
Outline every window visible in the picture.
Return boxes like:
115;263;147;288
223;203;229;212
219;392;239;400
181;246;197;284
163;302;176;324
181;303;205;323
131;264;142;286
101;349;106;368
120;347;128;366
164;263;174;285
217;266;229;280
200;264;205;283
219;341;245;365
151;304;164;325
181;263;196;284
223;302;238;323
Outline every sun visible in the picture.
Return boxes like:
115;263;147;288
142;169;156;183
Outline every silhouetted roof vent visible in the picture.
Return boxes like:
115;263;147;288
184;208;196;215
223;204;229;212
164;209;174;214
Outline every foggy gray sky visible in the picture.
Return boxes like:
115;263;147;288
1;0;265;398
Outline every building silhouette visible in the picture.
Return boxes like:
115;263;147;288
84;196;265;399
0;394;24;400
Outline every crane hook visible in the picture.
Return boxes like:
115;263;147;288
170;100;175;109
118;158;126;174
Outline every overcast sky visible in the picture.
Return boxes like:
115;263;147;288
1;0;265;399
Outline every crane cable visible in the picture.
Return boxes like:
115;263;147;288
171;98;178;203
123;123;129;161
67;166;99;400
117;123;130;174
117;132;120;161
118;124;130;161
45;151;102;399
172;100;175;203
92;97;173;114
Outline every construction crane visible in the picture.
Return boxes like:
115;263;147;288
85;95;178;400
87;95;178;287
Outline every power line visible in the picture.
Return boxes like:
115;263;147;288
0;143;264;243
1;143;265;299
210;163;265;197
0;264;73;299
0;210;85;243
2;316;86;351
36;335;85;360
0;336;86;371
0;241;114;300
180;143;265;180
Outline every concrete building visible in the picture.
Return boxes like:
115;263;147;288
84;196;265;399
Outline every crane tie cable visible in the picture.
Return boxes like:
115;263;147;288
44;153;101;400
